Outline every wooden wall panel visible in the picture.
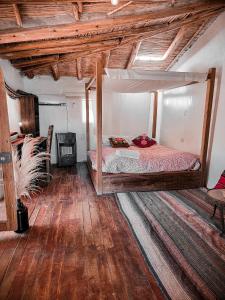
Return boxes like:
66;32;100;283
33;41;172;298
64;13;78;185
0;68;17;231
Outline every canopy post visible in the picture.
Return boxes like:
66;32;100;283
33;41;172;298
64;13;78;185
85;83;90;152
0;68;17;231
200;67;216;186
96;59;103;195
152;91;158;139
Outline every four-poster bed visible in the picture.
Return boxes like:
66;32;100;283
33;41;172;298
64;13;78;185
85;62;216;195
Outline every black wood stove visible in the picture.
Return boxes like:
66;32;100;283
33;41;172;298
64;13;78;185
56;132;77;167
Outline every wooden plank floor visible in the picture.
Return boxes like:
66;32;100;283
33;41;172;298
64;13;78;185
0;163;164;300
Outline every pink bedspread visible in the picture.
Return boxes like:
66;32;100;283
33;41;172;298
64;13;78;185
88;144;200;174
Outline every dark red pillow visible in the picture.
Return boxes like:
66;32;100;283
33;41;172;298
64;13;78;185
132;135;156;148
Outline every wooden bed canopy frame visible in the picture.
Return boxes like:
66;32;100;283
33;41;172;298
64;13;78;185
86;62;216;195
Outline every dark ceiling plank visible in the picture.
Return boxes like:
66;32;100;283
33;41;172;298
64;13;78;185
0;0;161;3
107;1;133;16
24;70;34;79
161;25;186;60
0;2;224;44
6;39;120;60
77;1;83;13
76;58;82;80
72;3;80;21
166;21;208;70
12;4;22;27
126;41;141;69
104;50;110;68
12;54;59;68
50;64;60;81
21;44;116;73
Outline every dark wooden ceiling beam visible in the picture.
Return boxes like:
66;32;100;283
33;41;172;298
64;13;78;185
0;0;162;3
0;0;114;3
77;1;83;13
76;58;82;80
12;4;22;27
50;64;60;81
107;1;133;16
72;3;80;21
160;25;187;60
21;44;115;73
6;39;120;60
24;70;34;79
104;50;110;68
12;54;59;68
126;41;141;69
0;2;224;44
166;21;208;70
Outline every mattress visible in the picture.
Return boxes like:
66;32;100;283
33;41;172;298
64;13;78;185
88;144;200;174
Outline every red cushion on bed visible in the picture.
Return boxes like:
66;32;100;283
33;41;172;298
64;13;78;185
214;171;225;189
132;135;156;148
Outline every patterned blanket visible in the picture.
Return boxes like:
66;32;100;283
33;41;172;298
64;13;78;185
88;144;200;173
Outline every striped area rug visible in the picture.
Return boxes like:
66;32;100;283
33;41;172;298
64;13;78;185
116;189;225;300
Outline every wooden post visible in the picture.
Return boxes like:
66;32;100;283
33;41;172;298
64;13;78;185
0;68;17;231
85;83;90;152
96;60;103;195
200;68;216;186
152;91;158;139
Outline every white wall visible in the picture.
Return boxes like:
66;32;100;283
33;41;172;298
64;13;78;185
23;76;151;162
23;76;87;163
38;95;86;163
0;59;24;134
158;12;225;188
89;91;151;149
0;59;24;90
103;92;151;137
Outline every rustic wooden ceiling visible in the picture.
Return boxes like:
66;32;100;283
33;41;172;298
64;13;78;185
0;0;224;81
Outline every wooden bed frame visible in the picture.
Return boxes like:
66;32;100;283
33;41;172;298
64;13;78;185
87;157;203;194
85;63;216;195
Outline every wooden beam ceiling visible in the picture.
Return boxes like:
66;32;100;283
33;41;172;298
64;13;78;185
76;57;82;80
0;2;224;45
1;6;222;66
18;8;223;74
12;4;22;27
126;41;141;69
0;1;224;80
